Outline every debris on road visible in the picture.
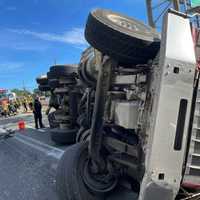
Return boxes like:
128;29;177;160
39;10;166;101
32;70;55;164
0;127;15;140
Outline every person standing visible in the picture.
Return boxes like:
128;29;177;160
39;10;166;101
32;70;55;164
23;98;28;112
33;96;44;129
2;100;9;117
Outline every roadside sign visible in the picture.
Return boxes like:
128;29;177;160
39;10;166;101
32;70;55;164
191;0;200;7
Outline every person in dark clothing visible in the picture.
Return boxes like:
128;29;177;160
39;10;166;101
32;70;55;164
33;97;44;129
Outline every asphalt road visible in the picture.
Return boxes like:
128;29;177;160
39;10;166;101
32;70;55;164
0;113;138;200
0;113;64;200
1;112;200;200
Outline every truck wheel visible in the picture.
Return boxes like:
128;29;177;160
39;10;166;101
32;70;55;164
50;65;78;78
36;76;48;85
76;128;90;142
78;65;94;87
38;85;51;92
56;142;104;200
50;128;77;145
48;79;60;89
47;71;54;80
85;9;160;64
48;112;59;128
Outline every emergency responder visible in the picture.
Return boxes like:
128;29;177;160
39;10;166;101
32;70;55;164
8;101;17;115
23;98;28;112
33;96;44;129
27;95;33;110
2;100;9;117
0;105;3;117
13;100;19;112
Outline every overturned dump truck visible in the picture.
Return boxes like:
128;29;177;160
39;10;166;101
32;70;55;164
37;64;84;145
47;65;81;144
56;8;200;200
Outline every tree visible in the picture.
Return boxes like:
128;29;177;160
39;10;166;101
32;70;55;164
33;88;42;96
33;88;51;97
11;88;32;97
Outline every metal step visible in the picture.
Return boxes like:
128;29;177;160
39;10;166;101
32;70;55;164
187;93;200;178
192;138;200;143
196;99;200;103
194;112;200;117
192;153;200;157
189;165;200;170
193;125;200;130
191;155;200;167
189;168;200;176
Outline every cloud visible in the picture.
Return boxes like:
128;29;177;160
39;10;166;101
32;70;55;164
0;41;48;52
8;28;88;48
0;62;24;73
13;43;48;51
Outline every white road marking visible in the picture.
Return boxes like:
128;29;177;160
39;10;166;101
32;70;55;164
0;123;18;130
0;114;65;159
14;134;64;159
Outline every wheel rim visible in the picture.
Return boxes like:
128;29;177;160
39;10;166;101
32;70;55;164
82;159;118;194
107;14;150;34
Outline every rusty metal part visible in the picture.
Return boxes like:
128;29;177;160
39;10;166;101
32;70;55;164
89;51;116;171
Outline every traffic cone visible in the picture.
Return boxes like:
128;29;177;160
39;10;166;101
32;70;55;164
18;120;25;130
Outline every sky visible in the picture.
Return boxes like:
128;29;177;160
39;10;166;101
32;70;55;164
0;0;149;91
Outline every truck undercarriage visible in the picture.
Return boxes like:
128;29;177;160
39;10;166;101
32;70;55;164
54;8;200;200
34;2;200;199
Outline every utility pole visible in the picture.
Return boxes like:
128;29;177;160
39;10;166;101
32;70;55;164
146;0;156;28
172;0;180;11
22;80;26;92
146;0;182;28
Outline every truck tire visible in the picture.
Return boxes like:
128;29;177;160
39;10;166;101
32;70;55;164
56;142;103;200
48;79;60;89
78;65;94;87
38;85;51;92
50;65;78;78
76;128;90;143
85;9;160;64
50;128;77;145
36;76;48;85
47;71;54;80
48;112;59;128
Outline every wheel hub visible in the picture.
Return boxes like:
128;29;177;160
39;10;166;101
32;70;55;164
82;159;118;195
106;14;152;35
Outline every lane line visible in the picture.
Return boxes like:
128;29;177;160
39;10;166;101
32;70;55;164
15;134;64;159
0;114;65;159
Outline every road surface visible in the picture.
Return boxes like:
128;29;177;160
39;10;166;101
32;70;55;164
0;113;138;200
0;113;65;200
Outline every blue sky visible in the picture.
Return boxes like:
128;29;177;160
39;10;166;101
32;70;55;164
0;0;148;90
